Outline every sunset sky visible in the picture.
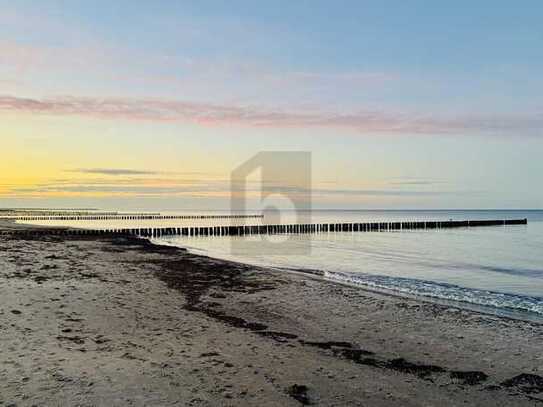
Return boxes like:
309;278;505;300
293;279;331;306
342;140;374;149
1;1;542;210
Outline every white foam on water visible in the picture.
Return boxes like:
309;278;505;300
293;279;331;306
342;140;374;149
323;270;543;316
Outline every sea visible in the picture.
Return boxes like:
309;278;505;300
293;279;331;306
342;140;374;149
19;209;543;321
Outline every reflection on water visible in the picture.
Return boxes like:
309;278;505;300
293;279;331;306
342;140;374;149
20;209;543;318
160;210;543;318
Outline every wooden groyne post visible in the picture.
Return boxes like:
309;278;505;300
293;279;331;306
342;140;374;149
3;218;527;238
0;214;264;221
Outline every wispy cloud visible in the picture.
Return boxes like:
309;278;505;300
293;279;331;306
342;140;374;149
388;178;447;187
1;94;542;135
0;38;392;107
67;168;161;176
312;188;447;196
389;181;436;186
5;175;468;199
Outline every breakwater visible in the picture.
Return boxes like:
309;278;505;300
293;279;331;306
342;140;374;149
2;218;527;237
3;214;263;221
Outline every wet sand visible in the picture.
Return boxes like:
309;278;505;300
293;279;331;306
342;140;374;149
1;229;542;406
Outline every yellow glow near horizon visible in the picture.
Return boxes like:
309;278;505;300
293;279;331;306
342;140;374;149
0;111;235;198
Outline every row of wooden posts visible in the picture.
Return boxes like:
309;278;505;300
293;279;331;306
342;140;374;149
0;211;123;217
2;214;264;221
4;219;527;238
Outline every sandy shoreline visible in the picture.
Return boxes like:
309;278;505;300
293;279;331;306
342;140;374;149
1;229;543;406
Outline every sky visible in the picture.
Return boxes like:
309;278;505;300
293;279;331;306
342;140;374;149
1;0;542;210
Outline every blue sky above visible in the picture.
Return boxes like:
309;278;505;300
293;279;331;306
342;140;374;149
0;1;542;209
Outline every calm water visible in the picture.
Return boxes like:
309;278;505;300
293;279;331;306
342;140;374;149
20;209;543;320
157;210;543;320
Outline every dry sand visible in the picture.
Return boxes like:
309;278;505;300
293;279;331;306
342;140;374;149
1;231;542;406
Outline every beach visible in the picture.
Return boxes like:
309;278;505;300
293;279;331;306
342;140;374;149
1;229;542;406
3;2;542;404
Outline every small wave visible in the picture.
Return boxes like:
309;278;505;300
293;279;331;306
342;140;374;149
325;271;543;316
476;265;543;278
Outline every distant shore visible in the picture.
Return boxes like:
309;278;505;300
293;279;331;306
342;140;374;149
1;225;543;406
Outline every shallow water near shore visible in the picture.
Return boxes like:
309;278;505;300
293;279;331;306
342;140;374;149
156;210;543;320
19;209;543;320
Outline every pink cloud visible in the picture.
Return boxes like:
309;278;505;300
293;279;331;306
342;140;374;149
0;94;541;135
